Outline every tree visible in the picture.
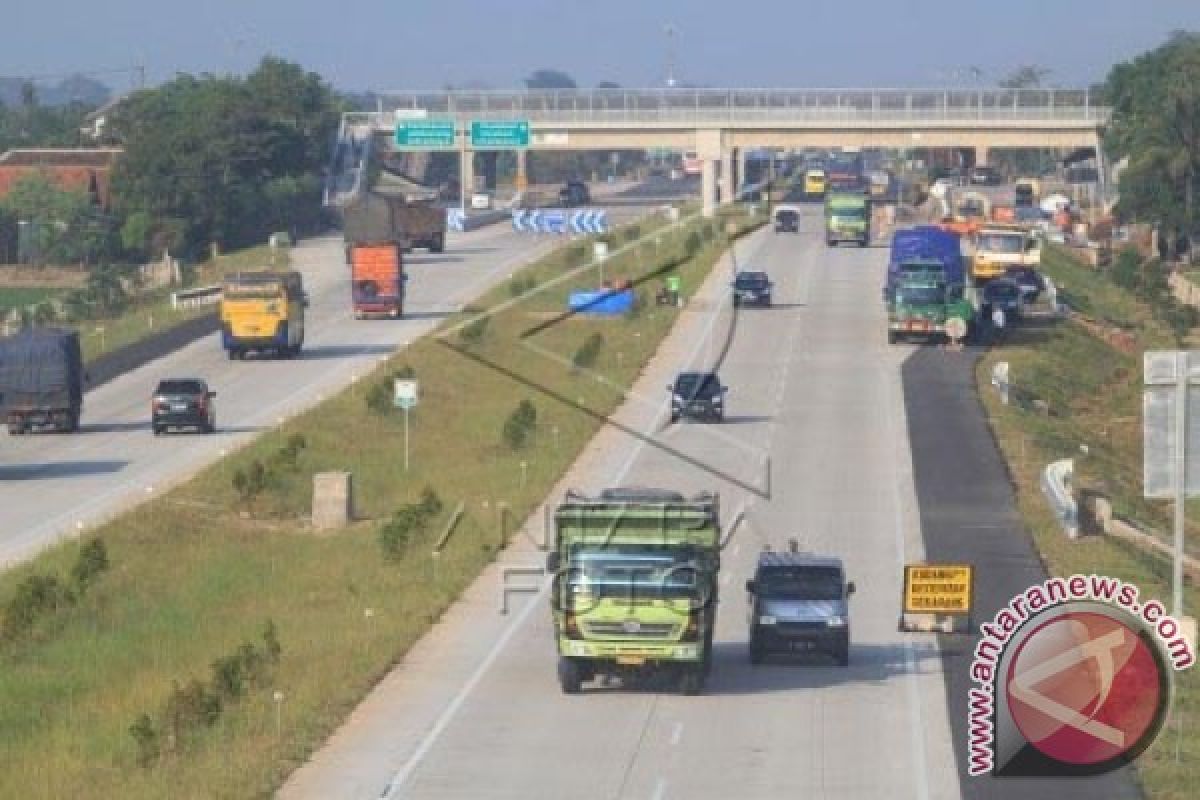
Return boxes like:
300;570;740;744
1105;32;1200;255
524;69;576;90
998;65;1051;89
0;172;105;265
597;81;621;90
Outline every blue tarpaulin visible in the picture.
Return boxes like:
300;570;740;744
568;289;635;316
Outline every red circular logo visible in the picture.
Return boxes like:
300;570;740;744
1005;610;1166;767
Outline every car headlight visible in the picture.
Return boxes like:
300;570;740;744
826;615;848;628
758;615;777;626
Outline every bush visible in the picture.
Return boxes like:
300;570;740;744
2;573;73;641
624;224;642;243
129;714;160;768
502;399;537;450
572;332;605;370
71;538;110;594
163;679;222;743
263;619;282;664
231;460;268;502
366;366;415;415
459;315;490;346
379;485;444;561
508;275;538;297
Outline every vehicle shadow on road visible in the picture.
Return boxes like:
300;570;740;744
408;255;467;266
439;246;499;255
401;309;459;321
296;344;396;360
0;459;130;480
80;421;152;434
714;415;773;425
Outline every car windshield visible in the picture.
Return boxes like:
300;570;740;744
978;233;1025;254
674;374;721;397
758;566;843;600
896;286;944;306
156;380;205;395
734;273;768;289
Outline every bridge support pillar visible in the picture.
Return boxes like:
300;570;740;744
720;149;734;206
460;149;476;207
695;129;725;218
975;146;990;167
702;158;717;218
736;148;747;197
515;149;528;191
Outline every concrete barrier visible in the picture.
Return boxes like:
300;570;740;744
171;285;222;311
1040;458;1079;538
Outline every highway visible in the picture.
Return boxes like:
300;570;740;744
0;200;650;568
282;206;962;800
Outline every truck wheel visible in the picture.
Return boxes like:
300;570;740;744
825;238;835;247
557;657;583;694
749;636;766;665
430;232;445;254
678;667;705;695
834;635;850;667
7;421;23;435
153;425;164;436
887;331;899;345
858;239;868;248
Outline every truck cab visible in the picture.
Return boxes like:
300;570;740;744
548;488;721;695
824;192;870;247
972;225;1040;281
746;550;854;666
885;260;975;344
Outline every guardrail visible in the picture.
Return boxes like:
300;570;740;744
362;87;1109;126
1040;458;1079;538
171;285;222;311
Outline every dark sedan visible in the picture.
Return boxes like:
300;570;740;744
982;279;1024;321
1005;267;1046;303
732;271;773;307
152;378;216;434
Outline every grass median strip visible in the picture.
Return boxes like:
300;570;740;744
0;205;762;798
976;244;1197;798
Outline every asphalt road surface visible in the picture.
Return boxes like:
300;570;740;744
283;207;962;800
0;202;653;568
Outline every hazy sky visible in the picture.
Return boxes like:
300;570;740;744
5;1;1199;92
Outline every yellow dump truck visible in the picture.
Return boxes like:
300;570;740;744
971;225;1041;281
219;271;307;360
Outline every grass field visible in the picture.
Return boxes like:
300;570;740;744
0;286;66;315
0;206;763;798
977;244;1198;798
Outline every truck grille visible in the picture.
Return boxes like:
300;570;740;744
583;621;679;638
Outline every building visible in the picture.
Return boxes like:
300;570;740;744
0;148;122;209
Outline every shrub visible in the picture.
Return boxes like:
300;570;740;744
459;315;490;346
2;573;73;641
163;679;222;744
508;274;538;297
129;714;160;768
231;460;268;502
502;399;537;450
71;538;110;594
263;619;282;664
380;486;444;561
624;224;642;243
572;332;605;370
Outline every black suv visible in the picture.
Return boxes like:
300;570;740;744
732;271;773;307
746;550;854;665
774;208;799;233
152;379;216;434
559;180;591;207
668;371;727;423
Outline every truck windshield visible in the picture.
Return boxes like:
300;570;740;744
896;286;944;306
978;234;1024;254
224;286;284;300
564;548;702;597
758;566;842;600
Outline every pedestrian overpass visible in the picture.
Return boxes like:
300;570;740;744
330;88;1109;215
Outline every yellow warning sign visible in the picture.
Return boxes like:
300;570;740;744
903;564;973;615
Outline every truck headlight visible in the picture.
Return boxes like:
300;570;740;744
826;616;848;628
758;615;777;626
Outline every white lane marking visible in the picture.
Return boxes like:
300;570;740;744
651;778;668;800
881;364;932;800
378;225;763;798
669;722;683;746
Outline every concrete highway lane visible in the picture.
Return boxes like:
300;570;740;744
0;216;624;567
284;207;960;800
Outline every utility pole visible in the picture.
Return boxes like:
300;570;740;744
664;24;679;88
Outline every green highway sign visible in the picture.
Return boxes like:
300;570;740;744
395;119;457;149
470;120;530;149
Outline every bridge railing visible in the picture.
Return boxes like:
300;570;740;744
365;88;1107;125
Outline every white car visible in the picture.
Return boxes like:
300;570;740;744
470;191;493;210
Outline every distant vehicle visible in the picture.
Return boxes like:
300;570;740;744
470;191;493;210
152;378;216;435
1005;266;1046;303
1014;179;1040;208
746;548;855;666
548;487;721;695
220;271;307;360
972;225;1041;281
0;328;83;434
668;371;727;423
559;180;591;207
803;169;827;200
970;166;1003;186
349;243;407;319
342;192;446;254
982;278;1024;321
732;271;773;307
885;263;975;344
682;151;704;177
774;207;800;233
824;192;871;247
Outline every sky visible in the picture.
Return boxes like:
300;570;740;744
4;1;1200;93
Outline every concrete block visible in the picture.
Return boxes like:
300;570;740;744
313;471;353;530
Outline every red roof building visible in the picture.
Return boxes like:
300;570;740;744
0;148;122;209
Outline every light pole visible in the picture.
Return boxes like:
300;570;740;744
664;24;679;88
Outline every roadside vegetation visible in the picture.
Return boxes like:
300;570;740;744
976;244;1198;798
0;206;762;798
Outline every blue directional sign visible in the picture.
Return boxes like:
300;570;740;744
471;120;531;149
513;208;609;235
395;119;457;149
569;210;609;234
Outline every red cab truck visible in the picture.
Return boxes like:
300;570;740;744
349;243;406;318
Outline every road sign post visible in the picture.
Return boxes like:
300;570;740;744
394;379;419;471
1143;351;1200;620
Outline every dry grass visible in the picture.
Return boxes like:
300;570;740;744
0;207;763;798
977;244;1198;798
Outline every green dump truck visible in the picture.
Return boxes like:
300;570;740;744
548;487;721;695
824;191;870;247
885;261;976;344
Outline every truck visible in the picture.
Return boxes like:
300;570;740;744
0;328;83;433
885;261;976;344
971;224;1041;282
548;487;721;695
886;226;965;295
348;244;406;318
342;191;446;255
824;191;870;247
219;271;307;359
